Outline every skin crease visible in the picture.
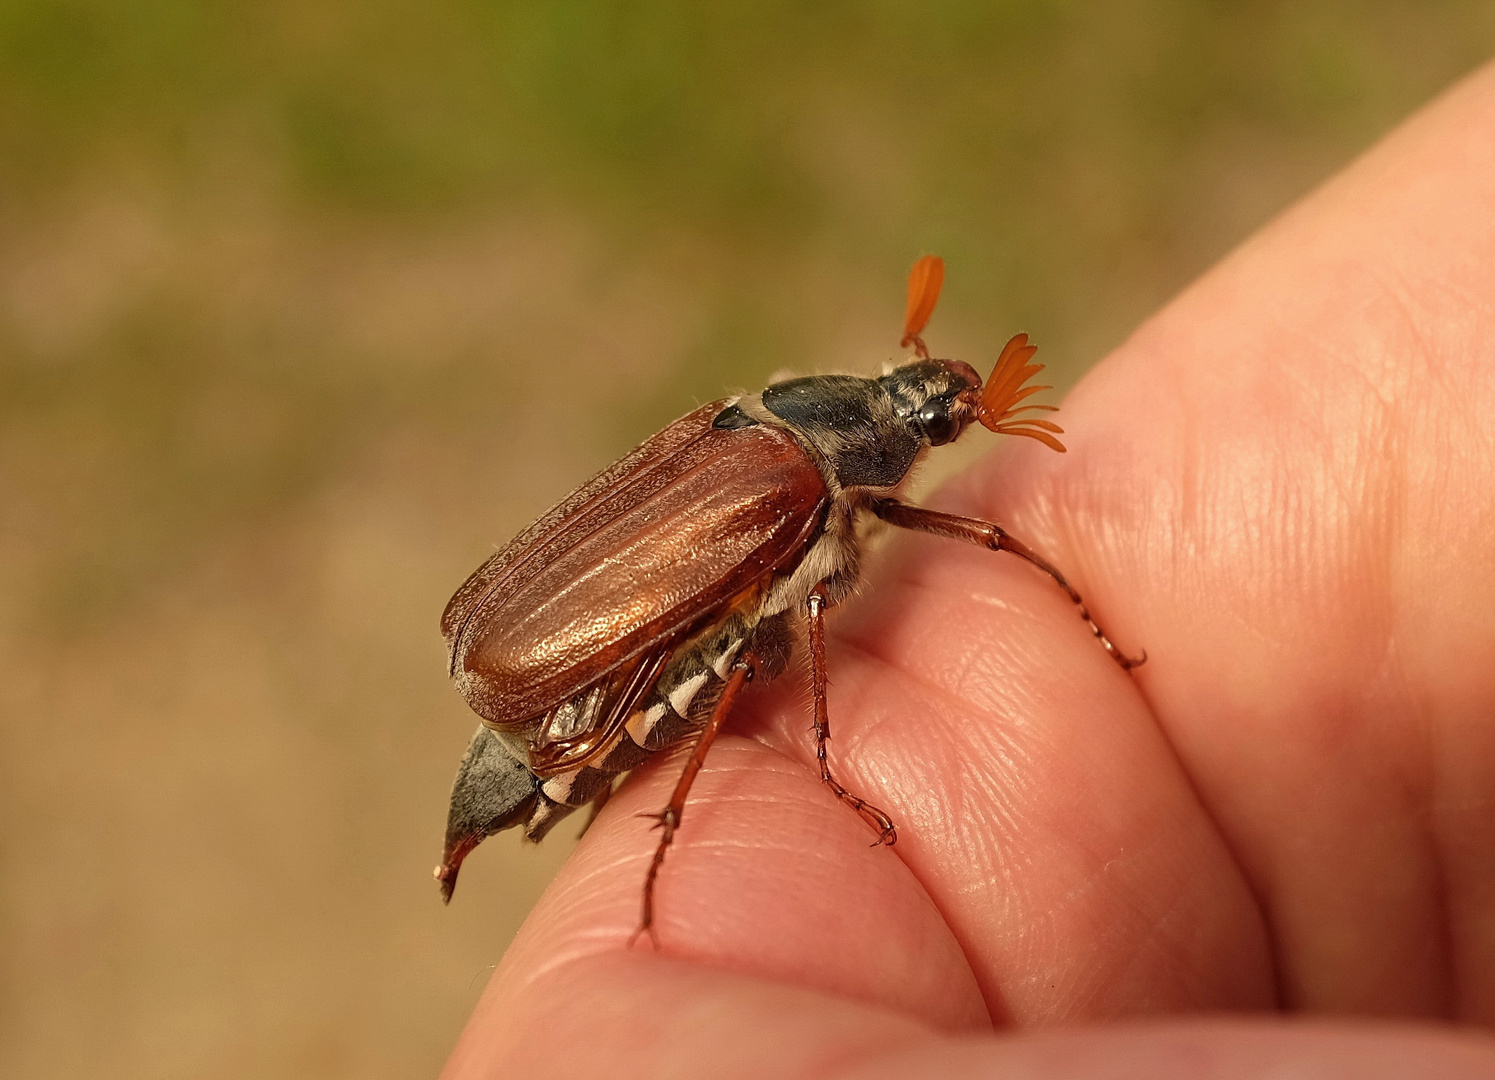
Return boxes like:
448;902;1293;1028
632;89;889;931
443;61;1495;1078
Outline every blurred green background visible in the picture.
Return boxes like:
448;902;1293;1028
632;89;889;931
0;2;1490;1076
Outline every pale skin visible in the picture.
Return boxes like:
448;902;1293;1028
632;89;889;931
443;62;1495;1078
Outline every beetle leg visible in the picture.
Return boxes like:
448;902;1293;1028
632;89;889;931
869;497;1145;670
630;657;755;949
806;585;898;846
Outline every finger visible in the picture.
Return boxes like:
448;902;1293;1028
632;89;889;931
746;539;1273;1022
447;948;1495;1080
852;1019;1495;1080
444;953;935;1080
966;60;1495;1018
469;734;989;1030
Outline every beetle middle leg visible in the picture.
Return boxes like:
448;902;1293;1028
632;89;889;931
870;497;1144;670
806;584;898;846
630;656;755;948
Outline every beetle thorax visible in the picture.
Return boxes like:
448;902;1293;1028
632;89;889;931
759;497;861;615
737;360;981;494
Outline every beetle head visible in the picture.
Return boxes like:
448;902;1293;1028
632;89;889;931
896;256;1066;454
877;357;984;447
757;258;1065;491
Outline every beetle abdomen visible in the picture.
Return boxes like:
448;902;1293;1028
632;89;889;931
516;610;792;838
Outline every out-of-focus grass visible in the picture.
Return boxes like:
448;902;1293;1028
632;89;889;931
0;4;1490;1078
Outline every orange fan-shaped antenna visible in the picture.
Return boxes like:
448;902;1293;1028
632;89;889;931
901;255;944;358
977;333;1066;453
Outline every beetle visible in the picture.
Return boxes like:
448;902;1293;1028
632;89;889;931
434;256;1141;942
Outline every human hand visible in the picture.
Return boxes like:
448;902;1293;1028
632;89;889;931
442;62;1495;1079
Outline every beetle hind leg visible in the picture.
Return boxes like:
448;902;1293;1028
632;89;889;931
806;585;898;846
630;656;757;949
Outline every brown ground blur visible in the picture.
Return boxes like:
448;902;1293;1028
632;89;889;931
1;4;1491;1077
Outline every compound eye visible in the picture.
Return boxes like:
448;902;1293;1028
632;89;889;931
918;401;957;446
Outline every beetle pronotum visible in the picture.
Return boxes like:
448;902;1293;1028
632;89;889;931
436;256;1141;942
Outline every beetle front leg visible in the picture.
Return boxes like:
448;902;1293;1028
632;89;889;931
869;498;1145;670
806;584;898;845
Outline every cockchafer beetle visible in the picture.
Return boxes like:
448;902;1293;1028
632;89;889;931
435;256;1142;942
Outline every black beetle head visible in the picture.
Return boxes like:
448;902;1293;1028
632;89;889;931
877;358;984;447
